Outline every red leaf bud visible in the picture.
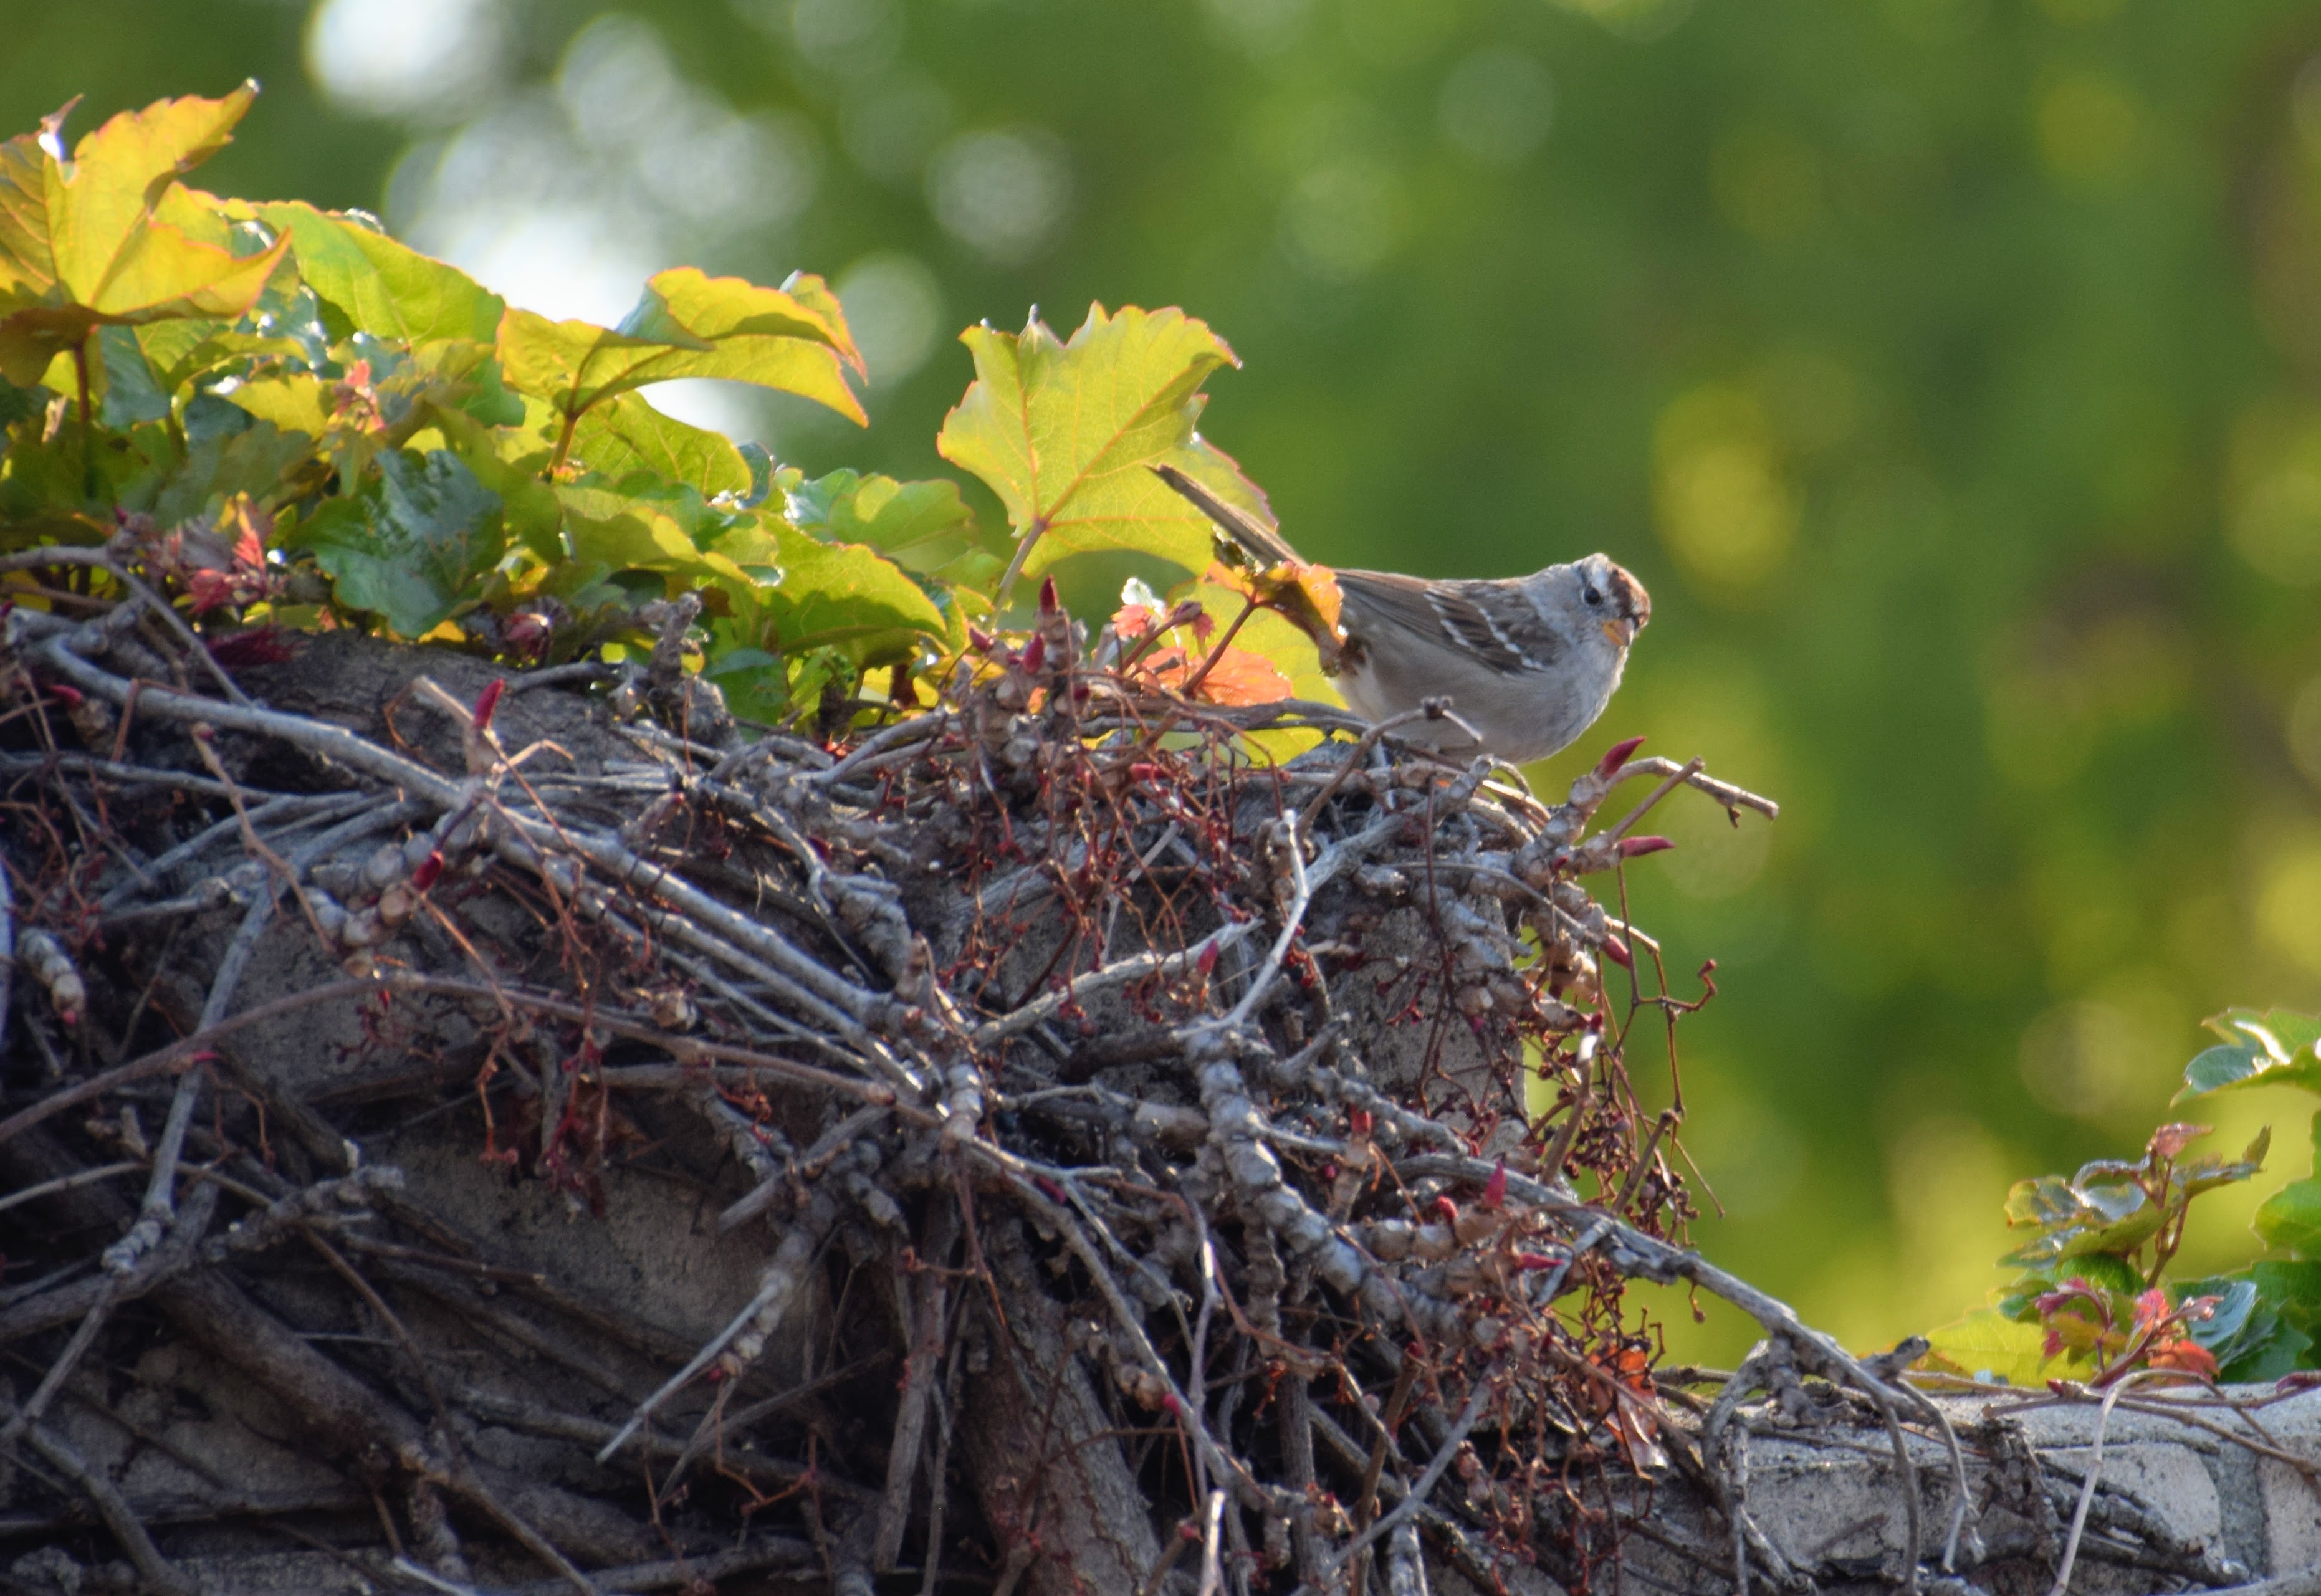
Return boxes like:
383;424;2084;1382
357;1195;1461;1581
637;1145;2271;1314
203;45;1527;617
1483;1159;1506;1210
1617;836;1673;858
472;678;504;733
1020;633;1046;674
1602;934;1632;969
1433;1195;1460;1225
1038;575;1060;616
1594;736;1646;778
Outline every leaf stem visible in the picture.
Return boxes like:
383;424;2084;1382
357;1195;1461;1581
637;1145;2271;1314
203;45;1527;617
548;406;581;479
993;515;1048;608
72;335;95;500
1177;593;1260;701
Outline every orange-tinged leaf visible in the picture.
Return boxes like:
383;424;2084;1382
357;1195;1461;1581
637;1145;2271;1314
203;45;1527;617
1294;562;1342;631
2145;1337;2218;1379
2147;1122;2208;1160
1190;646;1294;706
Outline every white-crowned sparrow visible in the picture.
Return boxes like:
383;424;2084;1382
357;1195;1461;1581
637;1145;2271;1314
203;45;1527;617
1154;464;1650;765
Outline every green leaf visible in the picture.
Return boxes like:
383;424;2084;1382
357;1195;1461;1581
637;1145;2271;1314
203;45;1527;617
498;265;866;430
1918;1307;2085;1387
785;469;977;569
96;323;169;425
142;415;311;529
0;85;292;385
2259;1135;2321;1258
419;403;562;563
287;448;504;636
2256;1185;2321;1258
2176;1008;2321;1102
558;484;754;608
934;303;1270;586
755;520;948;660
570;392;750;499
238;199;502;345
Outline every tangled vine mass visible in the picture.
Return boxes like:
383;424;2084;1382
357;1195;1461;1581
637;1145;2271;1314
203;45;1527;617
0;536;2042;1596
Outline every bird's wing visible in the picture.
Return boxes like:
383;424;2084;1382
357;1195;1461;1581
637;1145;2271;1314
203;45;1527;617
1337;571;1562;676
1150;464;1307;568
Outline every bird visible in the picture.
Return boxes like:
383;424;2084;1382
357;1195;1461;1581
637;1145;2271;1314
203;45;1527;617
1152;464;1650;765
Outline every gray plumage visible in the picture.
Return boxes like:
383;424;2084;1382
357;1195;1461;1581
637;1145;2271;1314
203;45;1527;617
1154;465;1650;765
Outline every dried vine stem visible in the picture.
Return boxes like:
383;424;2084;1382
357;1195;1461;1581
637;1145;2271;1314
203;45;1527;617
0;552;2142;1596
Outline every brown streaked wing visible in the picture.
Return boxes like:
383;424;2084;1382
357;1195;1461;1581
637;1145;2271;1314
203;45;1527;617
1336;570;1558;676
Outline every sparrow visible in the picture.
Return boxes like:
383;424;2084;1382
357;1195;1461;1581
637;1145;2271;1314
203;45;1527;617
1154;464;1650;765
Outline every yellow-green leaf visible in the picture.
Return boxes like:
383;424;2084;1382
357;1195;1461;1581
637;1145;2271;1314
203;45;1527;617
558;484;757;609
224;372;332;436
1918;1307;2084;1388
757;520;947;660
499;266;866;429
934;303;1268;588
0;87;290;386
571;392;751;497
785;469;977;568
238;200;502;345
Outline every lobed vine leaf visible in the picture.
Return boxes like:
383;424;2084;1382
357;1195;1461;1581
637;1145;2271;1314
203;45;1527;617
286;447;504;638
936;303;1272;591
0;84;290;386
570;391;752;499
232;198;503;345
2176;1006;2321;1102
498;266;866;440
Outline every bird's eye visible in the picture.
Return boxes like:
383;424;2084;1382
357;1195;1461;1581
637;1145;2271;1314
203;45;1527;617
1582;585;1603;606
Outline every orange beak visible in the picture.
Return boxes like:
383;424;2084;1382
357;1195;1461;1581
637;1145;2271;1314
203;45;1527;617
1601;617;1638;647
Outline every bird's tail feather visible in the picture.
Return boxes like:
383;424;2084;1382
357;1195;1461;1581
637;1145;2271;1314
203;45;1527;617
1151;464;1307;569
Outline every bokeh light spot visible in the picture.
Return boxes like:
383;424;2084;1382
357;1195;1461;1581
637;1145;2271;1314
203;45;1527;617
1438;49;1554;168
1280;159;1406;282
1712;124;1824;245
2037;70;2140;188
2018;997;2174;1124
1885;1115;2012;1325
2256;839;2321;975
1679;1074;1805;1219
759;0;904;78
1880;0;1989;45
2036;0;2123;22
1543;0;1696;43
1757;345;1860;455
2228;399;2321;586
2289;676;2321;793
927;128;1072;265
1653;386;1798;595
1201;0;1314;57
2294;55;2321;158
840;69;953;183
305;0;505;122
836;252;943;386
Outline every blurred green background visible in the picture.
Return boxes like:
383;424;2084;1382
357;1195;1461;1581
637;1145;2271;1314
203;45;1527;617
12;0;2321;1364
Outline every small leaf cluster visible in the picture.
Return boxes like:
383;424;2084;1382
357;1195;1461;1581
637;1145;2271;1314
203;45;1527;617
0;87;1327;725
1923;1008;2321;1388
